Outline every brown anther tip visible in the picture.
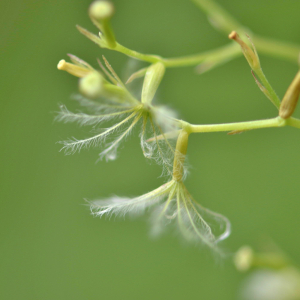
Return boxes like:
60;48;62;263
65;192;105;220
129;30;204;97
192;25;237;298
57;60;66;70
229;31;237;40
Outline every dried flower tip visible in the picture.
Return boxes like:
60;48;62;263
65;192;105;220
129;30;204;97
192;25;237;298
279;71;300;119
229;31;260;71
57;60;92;78
141;62;165;104
79;72;103;98
89;1;114;21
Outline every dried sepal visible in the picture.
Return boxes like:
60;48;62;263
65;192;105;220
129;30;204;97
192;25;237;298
279;71;300;119
251;70;274;102
229;31;260;71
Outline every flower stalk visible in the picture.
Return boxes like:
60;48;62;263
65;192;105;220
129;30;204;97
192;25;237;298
173;130;190;182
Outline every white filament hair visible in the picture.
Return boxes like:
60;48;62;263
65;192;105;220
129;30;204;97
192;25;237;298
56;105;135;127
90;182;174;218
59;111;138;156
140;114;178;179
150;181;230;251
72;94;134;113
98;112;143;161
90;180;231;252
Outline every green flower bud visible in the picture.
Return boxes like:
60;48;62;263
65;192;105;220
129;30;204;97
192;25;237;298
88;1;116;48
89;1;114;20
234;246;254;272
234;246;290;272
79;72;103;98
141;62;165;105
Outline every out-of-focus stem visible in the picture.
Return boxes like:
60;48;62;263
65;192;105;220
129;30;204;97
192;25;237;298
190;0;244;35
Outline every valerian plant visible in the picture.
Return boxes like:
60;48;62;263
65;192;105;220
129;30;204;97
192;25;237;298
57;0;300;254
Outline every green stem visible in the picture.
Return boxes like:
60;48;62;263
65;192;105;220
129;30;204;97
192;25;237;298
115;42;241;68
114;43;162;64
191;0;300;63
163;42;241;67
188;116;286;133
114;38;299;69
287;117;300;129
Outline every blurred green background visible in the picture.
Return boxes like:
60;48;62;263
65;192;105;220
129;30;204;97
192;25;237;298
1;0;300;299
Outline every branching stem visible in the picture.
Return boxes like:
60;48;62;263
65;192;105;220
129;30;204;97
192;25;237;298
108;0;300;68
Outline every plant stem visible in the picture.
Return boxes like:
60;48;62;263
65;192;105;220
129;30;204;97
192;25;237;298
191;0;300;63
188;116;286;133
115;42;241;67
163;42;241;67
114;38;299;69
286;117;300;129
173;130;189;181
115;43;162;63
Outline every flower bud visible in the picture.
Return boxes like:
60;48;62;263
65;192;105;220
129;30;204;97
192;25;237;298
57;60;92;78
89;1;114;20
234;246;290;272
141;62;165;104
279;71;300;119
79;72;103;98
234;246;254;272
88;1;116;48
229;31;260;71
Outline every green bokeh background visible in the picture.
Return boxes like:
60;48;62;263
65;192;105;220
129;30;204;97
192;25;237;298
1;0;300;299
